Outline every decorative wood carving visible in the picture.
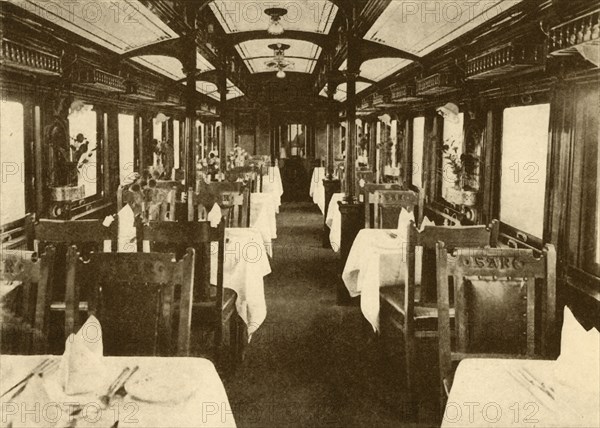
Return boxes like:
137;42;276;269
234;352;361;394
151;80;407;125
548;8;600;65
73;63;126;92
416;73;460;95
124;80;157;100
153;90;181;106
44;96;75;188
466;43;545;79
0;39;62;76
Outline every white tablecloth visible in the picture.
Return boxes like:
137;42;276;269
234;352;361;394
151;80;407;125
211;228;270;338
0;355;236;428
309;167;326;214
250;193;277;256
342;229;409;332
325;193;345;252
0;281;21;300
262;166;283;213
442;358;599;427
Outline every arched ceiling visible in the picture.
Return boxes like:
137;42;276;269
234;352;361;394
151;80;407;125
7;0;529;107
208;0;339;34
236;39;322;74
364;0;524;58
209;0;338;77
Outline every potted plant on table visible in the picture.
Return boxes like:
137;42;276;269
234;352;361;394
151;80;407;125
441;138;479;206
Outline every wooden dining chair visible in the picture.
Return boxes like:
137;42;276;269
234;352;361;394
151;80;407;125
192;182;250;228
435;242;556;407
243;160;266;192
27;216;117;337
140;220;240;360
0;246;55;354
364;185;424;229
379;219;500;398
65;247;195;356
226;166;260;193
354;169;375;197
142;186;177;222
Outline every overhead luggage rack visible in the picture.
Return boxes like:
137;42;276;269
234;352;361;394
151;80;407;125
1;39;61;76
466;43;546;80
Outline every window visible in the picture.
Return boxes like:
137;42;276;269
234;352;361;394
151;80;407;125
288;124;305;157
390;119;398;167
441;112;464;199
118;114;135;183
153;117;163;165
500;104;550;238
68;103;98;198
1;101;26;225
412;117;425;188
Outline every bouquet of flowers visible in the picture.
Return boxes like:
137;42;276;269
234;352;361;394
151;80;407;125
441;138;479;190
228;144;248;168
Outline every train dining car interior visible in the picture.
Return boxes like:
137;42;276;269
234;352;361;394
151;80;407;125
1;0;599;426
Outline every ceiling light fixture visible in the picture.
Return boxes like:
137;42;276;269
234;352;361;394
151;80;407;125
265;7;287;35
266;43;293;78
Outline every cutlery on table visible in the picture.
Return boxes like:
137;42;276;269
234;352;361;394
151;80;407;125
99;365;139;406
1;358;59;399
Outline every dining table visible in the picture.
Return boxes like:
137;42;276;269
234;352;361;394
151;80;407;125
441;358;599;427
342;228;409;332
325;192;345;252
0;354;237;428
341;214;431;332
309;167;326;214
261;166;283;213
250;192;277;257
116;210;270;339
211;227;270;339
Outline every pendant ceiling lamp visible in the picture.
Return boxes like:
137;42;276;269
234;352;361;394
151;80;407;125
265;7;287;35
265;43;293;79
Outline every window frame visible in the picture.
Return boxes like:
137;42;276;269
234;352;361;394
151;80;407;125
411;115;426;189
0;97;31;231
67;102;103;205
118;112;137;184
437;107;465;204
497;102;551;249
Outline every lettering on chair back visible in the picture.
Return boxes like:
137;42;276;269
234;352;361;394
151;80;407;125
440;244;556;357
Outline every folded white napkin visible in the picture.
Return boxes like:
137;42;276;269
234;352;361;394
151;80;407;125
397;209;415;234
60;316;106;395
117;204;136;253
208;203;222;228
10;374;54;427
419;215;435;231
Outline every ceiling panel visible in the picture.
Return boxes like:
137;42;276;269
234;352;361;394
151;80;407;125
236;39;321;74
133;52;214;81
359;58;412;82
132;55;185;80
245;58;317;74
209;0;337;34
320;82;372;102
195;80;243;100
339;58;413;82
10;0;179;54
364;0;523;57
236;39;321;61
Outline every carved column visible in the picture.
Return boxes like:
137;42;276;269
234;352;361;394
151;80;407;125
183;43;197;191
323;81;341;247
337;16;364;304
344;68;358;202
218;67;228;174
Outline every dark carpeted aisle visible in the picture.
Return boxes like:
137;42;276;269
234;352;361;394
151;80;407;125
223;202;432;428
